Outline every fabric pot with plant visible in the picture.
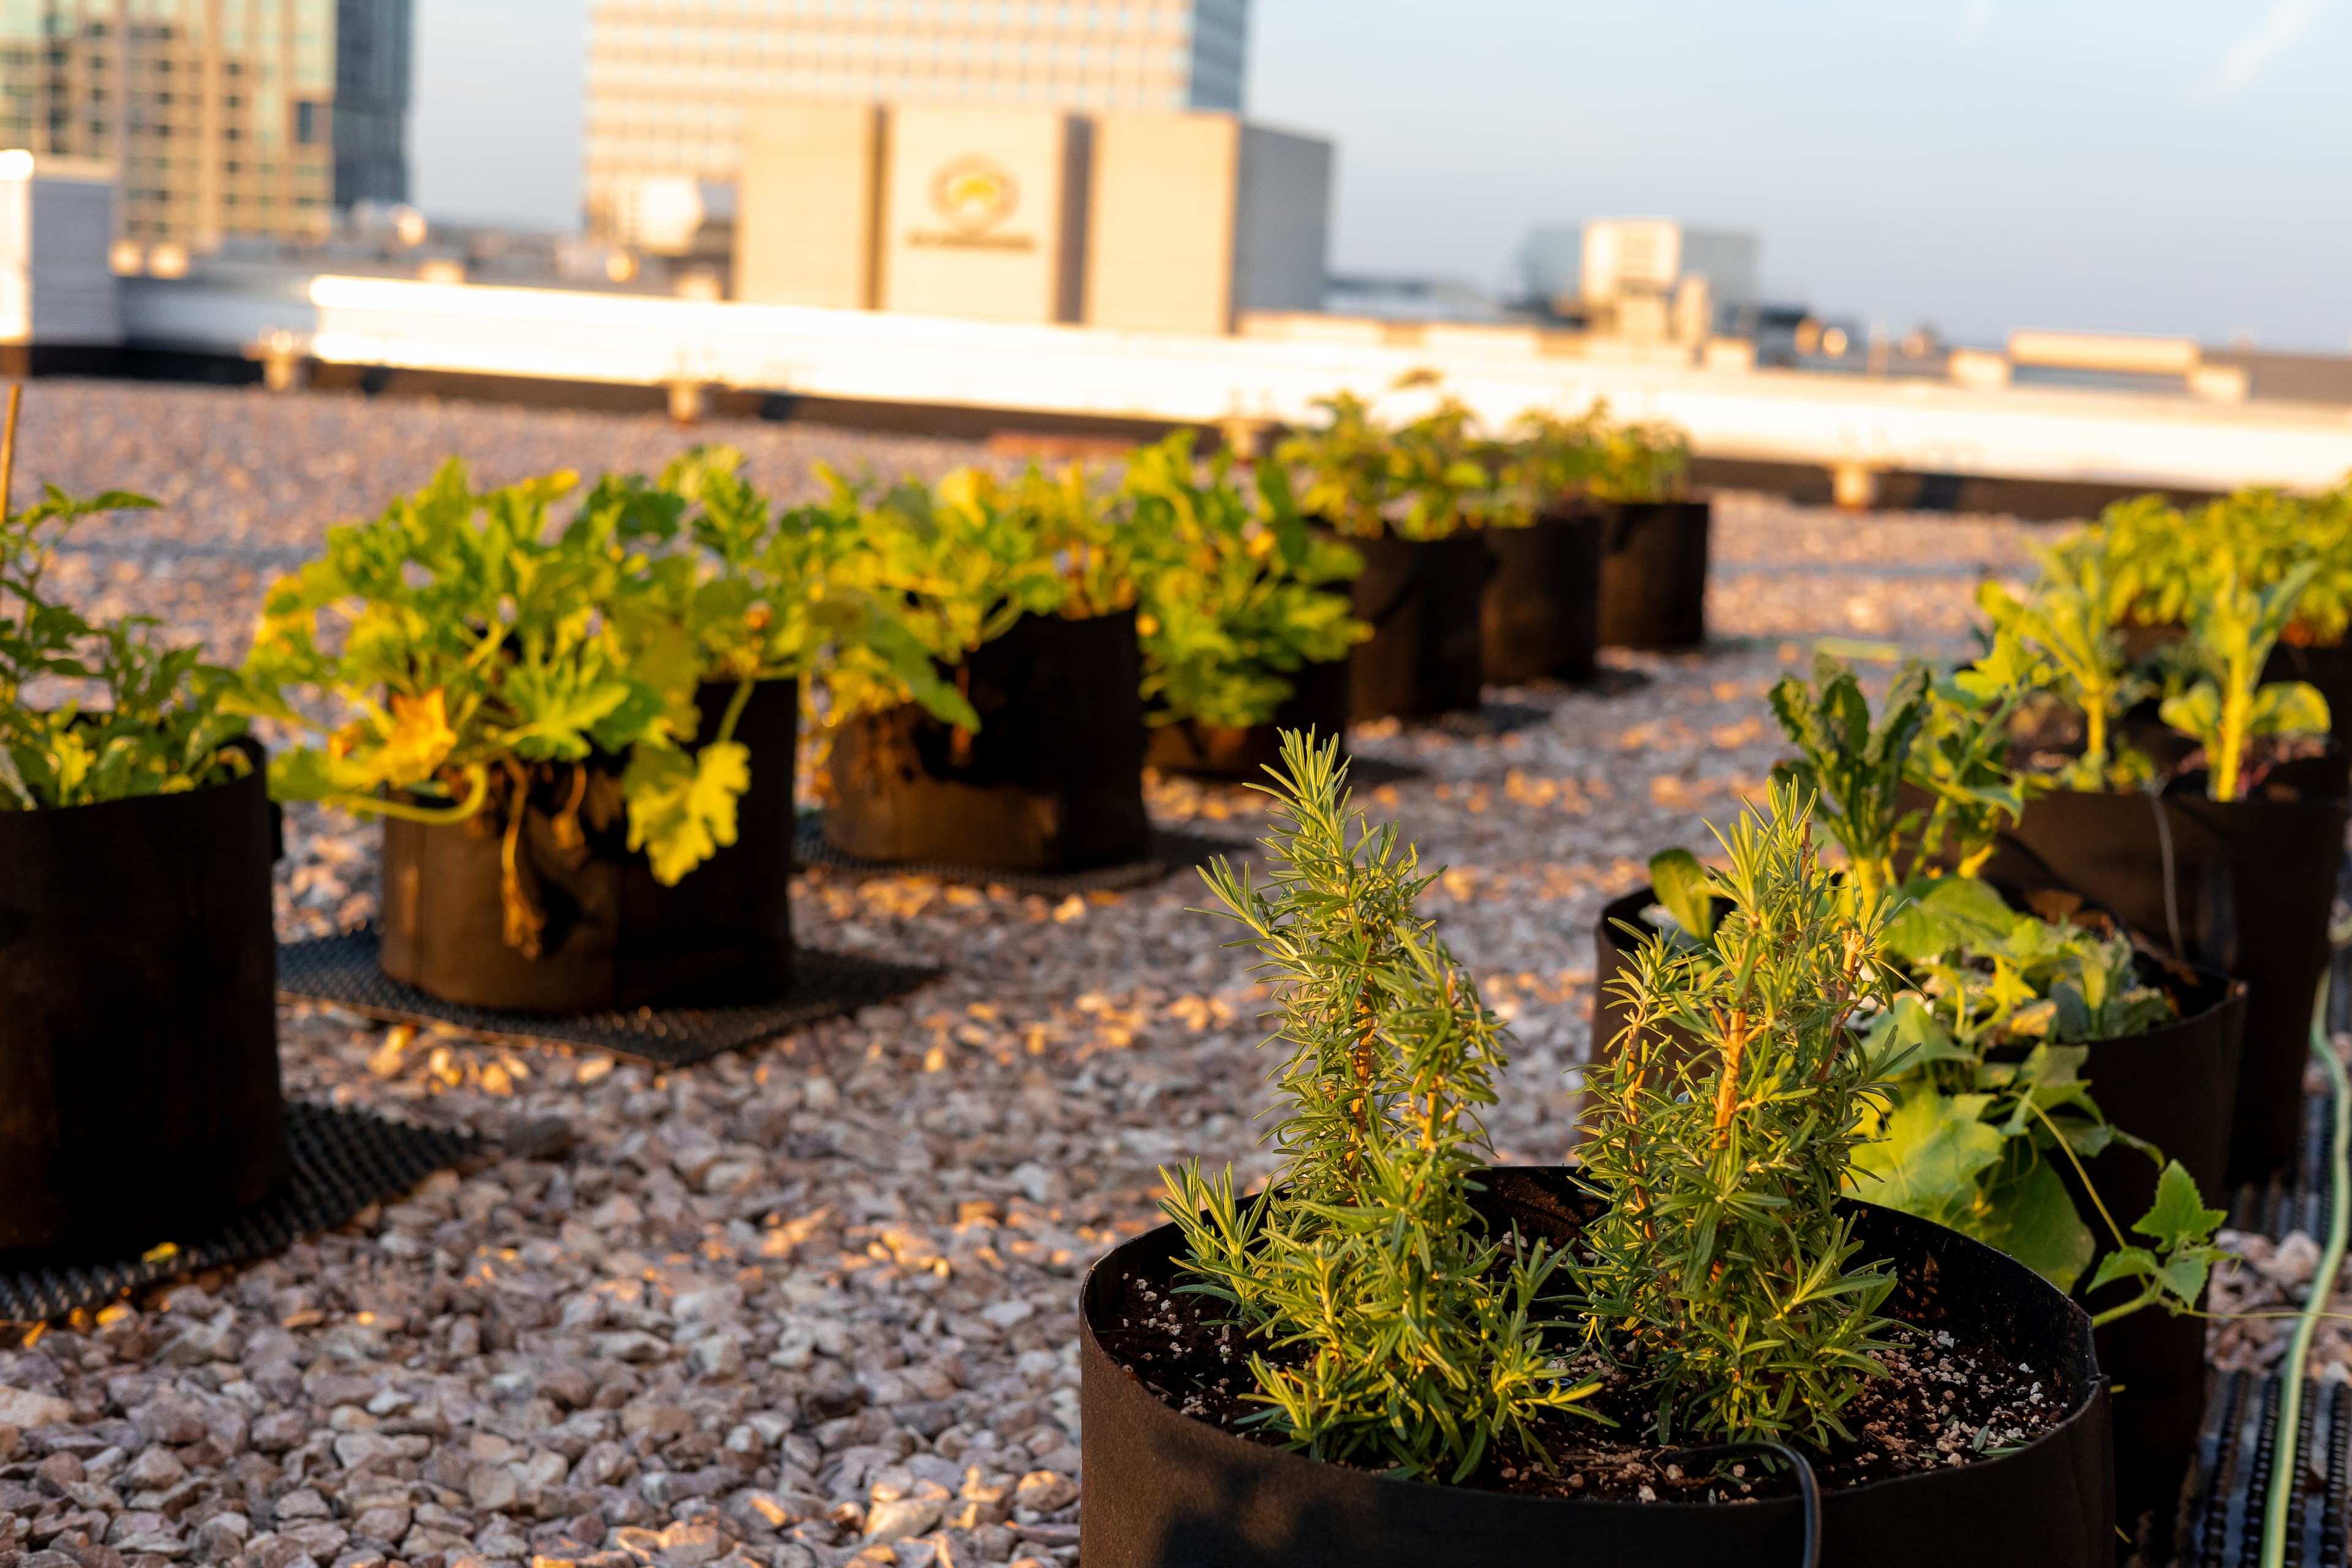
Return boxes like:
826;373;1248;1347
1605;652;2238;1551
2106;480;2352;744
1846;874;2242;1558
1501;402;1706;652
378;676;800;1012
0;481;288;1251
1594;498;1713;649
1145;655;1351;780
1278;390;1493;721
815;462;1149;870
1981;531;2347;1183
1479;509;1603;685
1089;739;2117;1568
238;453;935;1013
827;609;1149;869
1126;434;1368;780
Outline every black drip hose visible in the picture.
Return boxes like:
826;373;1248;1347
1659;1440;1822;1568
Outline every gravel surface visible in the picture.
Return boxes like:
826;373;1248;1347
0;378;2293;1568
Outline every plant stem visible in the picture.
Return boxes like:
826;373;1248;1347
2215;671;2250;801
322;763;491;825
715;675;756;747
2028;1098;2130;1254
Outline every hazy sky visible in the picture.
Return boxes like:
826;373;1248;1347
412;0;2352;350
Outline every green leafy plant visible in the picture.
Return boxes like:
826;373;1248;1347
1158;733;1600;1481
234;460;807;950
1766;655;1934;905
1645;845;1717;941
1;484;251;809
1122;434;1368;731
2157;559;2329;800
1577;783;1900;1448
1977;533;2150;791
1385;393;1501;538
2104;481;2352;647
1275;390;1396;540
809;459;1137;728
1501;401;1689;516
1854;878;2188;1292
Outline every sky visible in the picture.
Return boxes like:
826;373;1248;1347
410;0;2352;351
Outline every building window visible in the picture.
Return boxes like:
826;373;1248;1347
293;99;322;142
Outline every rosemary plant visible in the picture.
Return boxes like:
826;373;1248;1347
1577;783;1901;1448
1160;732;1599;1482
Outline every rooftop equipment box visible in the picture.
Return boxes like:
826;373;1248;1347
734;103;884;312
0;154;121;350
1084;115;1330;335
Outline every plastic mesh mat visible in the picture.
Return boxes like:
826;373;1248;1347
0;1102;476;1323
2230;1089;2335;1242
277;926;940;1065
793;816;1246;895
2183;1370;2352;1567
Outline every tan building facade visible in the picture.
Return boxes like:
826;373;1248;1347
584;0;1248;240
0;0;409;249
735;99;1327;334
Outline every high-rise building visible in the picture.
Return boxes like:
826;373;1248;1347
0;0;411;248
584;0;1250;239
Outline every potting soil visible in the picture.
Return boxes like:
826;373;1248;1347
277;925;940;1065
0;1102;476;1322
1092;1240;2069;1503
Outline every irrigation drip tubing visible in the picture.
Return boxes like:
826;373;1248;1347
2261;974;2349;1568
1659;1441;1820;1568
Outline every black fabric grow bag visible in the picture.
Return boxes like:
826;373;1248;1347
826;610;1148;872
1145;656;1351;782
1081;1167;2111;1568
2067;968;2244;1559
1343;530;1490;721
1592;499;1711;650
380;677;798;1014
1480;509;1602;685
0;746;287;1253
1980;756;2349;1185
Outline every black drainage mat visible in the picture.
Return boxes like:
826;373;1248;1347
277;926;939;1066
793;816;1247;895
2182;1370;2351;1567
0;1102;476;1322
2230;1088;2335;1242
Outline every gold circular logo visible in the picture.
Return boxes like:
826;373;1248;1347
929;155;1019;235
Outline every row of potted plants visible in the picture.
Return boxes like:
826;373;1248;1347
1278;386;1706;717
0;388;1696;1250
1082;734;2195;1566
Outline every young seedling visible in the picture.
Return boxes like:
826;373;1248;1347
1766;654;1932;905
1159;731;1600;1481
2159;559;2329;800
1977;533;2146;791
